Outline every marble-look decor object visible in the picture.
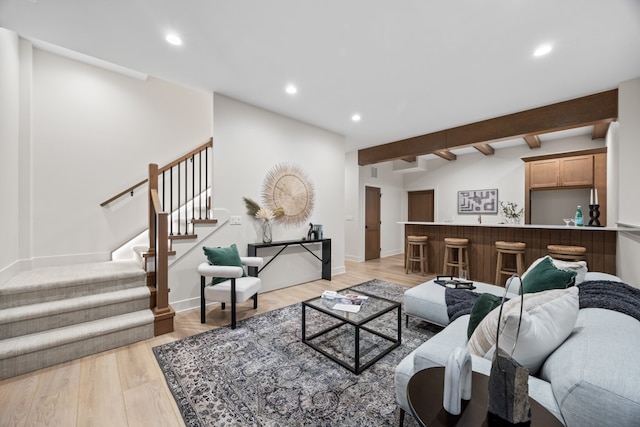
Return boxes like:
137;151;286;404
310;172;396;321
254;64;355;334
443;346;472;415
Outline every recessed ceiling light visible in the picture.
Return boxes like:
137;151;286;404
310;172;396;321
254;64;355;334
533;43;552;57
285;84;297;95
165;33;182;46
351;114;361;122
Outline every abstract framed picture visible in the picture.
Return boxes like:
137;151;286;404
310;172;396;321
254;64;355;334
457;189;498;214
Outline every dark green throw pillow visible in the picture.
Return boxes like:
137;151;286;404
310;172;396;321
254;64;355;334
521;256;576;294
467;293;502;339
203;244;246;285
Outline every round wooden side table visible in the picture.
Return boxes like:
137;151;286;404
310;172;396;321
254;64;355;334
406;367;563;427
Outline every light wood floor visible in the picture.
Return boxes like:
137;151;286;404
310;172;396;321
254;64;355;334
0;255;436;427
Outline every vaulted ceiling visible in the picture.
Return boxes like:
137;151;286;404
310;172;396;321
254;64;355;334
1;1;639;158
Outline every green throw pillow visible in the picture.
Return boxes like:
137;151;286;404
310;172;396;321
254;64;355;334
203;244;246;285
467;293;502;339
521;256;576;294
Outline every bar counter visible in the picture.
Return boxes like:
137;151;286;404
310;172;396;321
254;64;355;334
401;221;617;285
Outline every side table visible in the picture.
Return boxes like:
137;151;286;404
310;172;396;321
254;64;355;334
406;367;563;427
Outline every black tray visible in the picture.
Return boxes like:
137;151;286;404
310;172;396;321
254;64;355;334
434;275;476;290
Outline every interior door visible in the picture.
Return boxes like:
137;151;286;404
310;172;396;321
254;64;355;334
408;190;435;222
365;186;381;260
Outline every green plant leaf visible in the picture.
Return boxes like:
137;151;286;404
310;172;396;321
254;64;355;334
243;197;261;216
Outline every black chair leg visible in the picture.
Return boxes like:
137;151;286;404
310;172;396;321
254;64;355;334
253;292;258;309
396;408;405;427
230;278;237;329
221;302;226;310
200;276;206;324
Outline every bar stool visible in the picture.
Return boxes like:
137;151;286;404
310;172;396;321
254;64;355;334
442;237;470;278
495;241;526;286
547;245;587;262
406;235;429;275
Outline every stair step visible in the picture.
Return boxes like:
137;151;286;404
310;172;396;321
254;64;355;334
168;234;198;240
141;250;176;258
0;261;145;310
192;218;218;225
0;310;154;381
0;286;150;339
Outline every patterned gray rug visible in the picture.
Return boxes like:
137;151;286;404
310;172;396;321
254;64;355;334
153;279;441;426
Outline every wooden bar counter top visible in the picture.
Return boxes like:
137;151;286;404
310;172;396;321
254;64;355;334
401;222;617;285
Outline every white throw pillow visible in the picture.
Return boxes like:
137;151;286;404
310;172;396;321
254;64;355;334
466;287;579;374
522;255;587;284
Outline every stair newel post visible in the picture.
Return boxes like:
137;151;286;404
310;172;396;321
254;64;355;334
149;163;174;335
155;210;170;315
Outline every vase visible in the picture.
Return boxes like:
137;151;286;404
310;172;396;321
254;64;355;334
262;220;272;243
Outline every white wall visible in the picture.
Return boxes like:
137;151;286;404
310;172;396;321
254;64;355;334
403;135;605;224
1;34;347;311
167;94;347;310
344;156;406;262
617;76;640;285
0;29;21;280
0;37;214;281
344;151;360;261
360;162;406;259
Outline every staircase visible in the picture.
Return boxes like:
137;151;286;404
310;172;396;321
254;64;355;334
0;138;216;380
0;260;154;381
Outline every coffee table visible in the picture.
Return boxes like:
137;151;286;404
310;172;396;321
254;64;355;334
301;288;401;374
406;367;563;426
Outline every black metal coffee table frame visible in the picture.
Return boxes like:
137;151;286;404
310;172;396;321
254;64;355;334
301;288;401;374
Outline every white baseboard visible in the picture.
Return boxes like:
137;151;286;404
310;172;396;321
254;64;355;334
0;260;24;285
381;249;402;258
0;252;113;284
30;252;112;269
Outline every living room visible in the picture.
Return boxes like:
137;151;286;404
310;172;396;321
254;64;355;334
1;2;640;425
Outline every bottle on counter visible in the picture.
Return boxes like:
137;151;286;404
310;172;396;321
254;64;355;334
575;205;583;227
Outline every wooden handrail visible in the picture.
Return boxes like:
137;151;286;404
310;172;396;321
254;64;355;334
100;137;213;206
158;138;213;174
150;189;163;214
100;179;147;207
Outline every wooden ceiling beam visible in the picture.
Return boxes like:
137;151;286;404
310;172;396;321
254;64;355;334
433;150;457;161
474;143;495;155
400;156;417;162
358;89;618;165
523;134;541;148
591;121;612;139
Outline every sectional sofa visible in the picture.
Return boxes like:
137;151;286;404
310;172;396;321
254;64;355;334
395;258;640;427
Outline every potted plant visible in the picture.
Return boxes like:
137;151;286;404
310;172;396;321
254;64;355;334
243;197;283;243
500;201;523;224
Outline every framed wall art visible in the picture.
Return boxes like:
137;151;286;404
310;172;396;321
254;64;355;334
458;189;498;214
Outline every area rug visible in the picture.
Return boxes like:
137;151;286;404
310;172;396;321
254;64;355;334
153;279;441;426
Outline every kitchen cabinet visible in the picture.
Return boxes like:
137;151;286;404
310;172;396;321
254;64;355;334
529;155;593;189
523;148;607;226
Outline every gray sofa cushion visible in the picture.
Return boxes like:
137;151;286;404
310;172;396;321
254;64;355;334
540;308;640;427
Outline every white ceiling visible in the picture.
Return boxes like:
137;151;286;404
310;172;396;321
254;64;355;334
1;0;639;154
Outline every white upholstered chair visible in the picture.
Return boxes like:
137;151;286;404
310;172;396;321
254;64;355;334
198;256;263;329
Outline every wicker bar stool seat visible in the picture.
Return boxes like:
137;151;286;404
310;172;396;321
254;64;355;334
547;244;587;261
495;241;526;286
442;237;470;278
406;235;429;275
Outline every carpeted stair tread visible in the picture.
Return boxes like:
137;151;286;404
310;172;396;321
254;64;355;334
0;261;145;309
0;286;151;339
0;310;154;360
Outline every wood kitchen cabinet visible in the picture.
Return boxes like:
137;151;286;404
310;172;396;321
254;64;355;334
523;148;607;225
529;155;594;189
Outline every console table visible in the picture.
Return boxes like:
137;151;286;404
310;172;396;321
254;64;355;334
247;238;331;281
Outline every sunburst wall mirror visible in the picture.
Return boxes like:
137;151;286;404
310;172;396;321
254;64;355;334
261;163;315;227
